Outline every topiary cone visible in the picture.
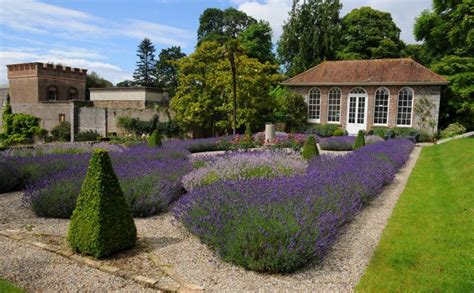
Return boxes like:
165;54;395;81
148;129;162;147
67;149;137;258
302;135;319;160
353;130;366;150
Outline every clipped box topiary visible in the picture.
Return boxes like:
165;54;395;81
353;130;366;150
67;149;137;258
302;135;319;160
148;129;162;147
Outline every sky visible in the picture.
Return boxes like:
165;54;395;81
0;0;433;85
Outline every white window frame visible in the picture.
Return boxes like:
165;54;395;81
373;87;390;126
307;88;321;123
327;87;342;124
396;87;414;127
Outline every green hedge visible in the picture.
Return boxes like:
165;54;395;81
67;149;137;258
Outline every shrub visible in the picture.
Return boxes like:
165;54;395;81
244;124;252;141
173;139;414;273
270;86;308;132
182;151;307;191
1;110;45;146
67;149;137;258
310;124;341;137
0;162;21;193
148;130;162;147
75;130;100;142
319;136;355;151
51;122;71;141
301;135;319;160
353;130;366;150
371;126;389;138
440;122;466;138
333;128;345;136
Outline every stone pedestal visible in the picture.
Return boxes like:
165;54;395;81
265;123;275;142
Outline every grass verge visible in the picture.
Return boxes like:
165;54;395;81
357;138;474;292
0;278;24;293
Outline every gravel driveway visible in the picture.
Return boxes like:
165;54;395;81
0;146;421;292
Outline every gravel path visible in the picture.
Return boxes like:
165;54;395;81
0;146;421;292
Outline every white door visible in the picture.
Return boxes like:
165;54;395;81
346;94;368;135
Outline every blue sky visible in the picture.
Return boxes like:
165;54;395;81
0;0;432;85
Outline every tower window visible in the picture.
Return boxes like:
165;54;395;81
47;86;57;101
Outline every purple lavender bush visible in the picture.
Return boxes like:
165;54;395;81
173;138;414;273
182;151;307;191
23;142;191;218
319;136;355;151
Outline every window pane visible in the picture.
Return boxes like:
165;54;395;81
327;88;341;122
308;89;320;120
397;88;413;125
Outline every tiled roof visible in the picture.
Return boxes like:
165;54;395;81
282;58;448;86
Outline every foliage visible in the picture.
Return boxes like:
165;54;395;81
357;138;474;292
67;149;137;258
440;122;467;139
307;124;341;137
2;97;13;135
353;130;366;150
115;80;137;87
174;139;414;273
244;124;252;140
319;136;354;151
414;1;473;61
86;72;113;99
183;151;307;191
238;21;276;64
333;128;345;136
197;8;256;45
337;7;405;60
51;122;71;141
116;115;182;138
171;41;281;135
148;129;162;147
133;38;156;87
432;56;474;130
1;107;45;146
301;135;319;160
277;0;342;76
0;162;22;193
155;46;186;97
370;126;389;138
270;86;308;133
75;130;100;142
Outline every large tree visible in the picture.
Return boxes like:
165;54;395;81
133;38;156;87
155;46;186;97
197;8;257;45
238;20;276;64
277;0;342;76
337;7;405;60
171;41;281;136
413;0;474;130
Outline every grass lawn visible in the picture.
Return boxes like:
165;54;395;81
357;138;474;292
0;279;24;293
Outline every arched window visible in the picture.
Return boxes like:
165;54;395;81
47;86;57;101
397;87;413;126
350;87;367;95
68;87;78;100
374;87;390;125
308;88;321;121
327;88;341;122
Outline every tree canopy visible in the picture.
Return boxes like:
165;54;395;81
337;7;405;60
155;46;186;97
238;21;276;64
171;41;281;136
197;8;257;45
277;0;342;76
133;38;156;87
86;71;113;99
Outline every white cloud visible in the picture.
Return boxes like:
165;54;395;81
235;0;431;44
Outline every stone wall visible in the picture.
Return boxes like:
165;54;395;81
11;102;73;131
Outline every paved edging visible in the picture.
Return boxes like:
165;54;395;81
0;230;203;292
435;131;474;144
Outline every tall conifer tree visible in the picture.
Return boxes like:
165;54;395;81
133;38;156;87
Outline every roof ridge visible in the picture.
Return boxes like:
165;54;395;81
282;61;327;84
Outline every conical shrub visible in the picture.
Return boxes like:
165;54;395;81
244;124;253;141
148;129;162;147
67;149;137;258
353;130;366;150
302;135;319;160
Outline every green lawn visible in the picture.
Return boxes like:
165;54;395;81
357;138;474;292
0;279;24;293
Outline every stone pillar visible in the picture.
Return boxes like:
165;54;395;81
265;123;275;142
70;102;75;142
